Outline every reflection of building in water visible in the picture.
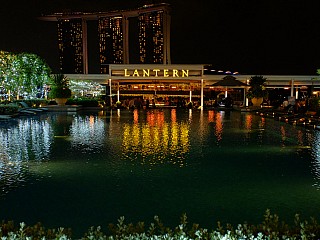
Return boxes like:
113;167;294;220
245;114;252;130
171;108;177;122
215;112;223;142
208;110;215;123
311;131;320;189
122;111;190;167
0;119;53;196
0;119;52;162
70;115;106;150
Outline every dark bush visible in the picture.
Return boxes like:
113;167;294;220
0;104;19;115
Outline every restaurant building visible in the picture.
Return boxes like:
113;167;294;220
40;3;320;108
66;64;320;108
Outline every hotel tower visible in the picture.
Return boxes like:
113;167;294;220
40;3;171;74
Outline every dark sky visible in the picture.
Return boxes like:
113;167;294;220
1;0;320;75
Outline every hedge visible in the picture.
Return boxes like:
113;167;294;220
1;210;320;240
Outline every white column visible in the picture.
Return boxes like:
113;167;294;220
200;79;204;109
117;82;120;102
245;79;250;107
291;80;294;97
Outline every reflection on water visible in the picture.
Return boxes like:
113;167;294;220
214;111;224;142
122;109;190;167
310;131;320;189
1;109;320;235
0;118;53;195
70;115;106;151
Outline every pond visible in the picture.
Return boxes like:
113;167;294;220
1;108;320;237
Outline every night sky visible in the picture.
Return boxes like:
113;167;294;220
1;0;320;75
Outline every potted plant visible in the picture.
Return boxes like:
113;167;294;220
48;74;72;106
247;75;268;106
116;100;122;109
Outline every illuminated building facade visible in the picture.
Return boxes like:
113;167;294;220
40;3;171;74
98;16;123;73
138;11;165;64
57;18;86;74
40;5;320;108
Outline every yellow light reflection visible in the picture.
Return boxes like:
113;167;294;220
122;111;190;167
245;114;252;130
208;110;215;123
171;109;176;123
260;117;265;129
133;109;139;124
215;112;223;141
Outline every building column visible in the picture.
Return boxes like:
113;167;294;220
117;82;120;102
200;79;204;109
82;19;88;74
109;79;112;107
163;10;171;64
291;79;294;97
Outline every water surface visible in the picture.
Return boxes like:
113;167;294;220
1;109;320;237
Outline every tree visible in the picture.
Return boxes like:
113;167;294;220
0;51;16;100
48;74;72;99
247;75;268;99
11;53;51;99
0;51;52;100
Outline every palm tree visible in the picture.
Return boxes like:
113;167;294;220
48;74;72;104
247;75;268;99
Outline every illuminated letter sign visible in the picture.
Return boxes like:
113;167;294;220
153;69;160;77
182;70;189;77
124;69;130;77
164;69;169;77
119;68;196;78
143;69;150;77
132;69;140;77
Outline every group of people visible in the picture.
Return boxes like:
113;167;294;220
282;98;308;114
121;97;156;109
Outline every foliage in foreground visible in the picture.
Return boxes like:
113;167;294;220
1;210;320;240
